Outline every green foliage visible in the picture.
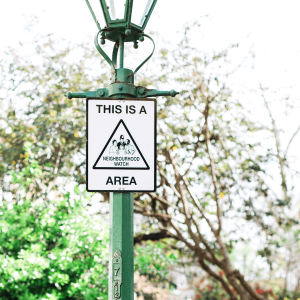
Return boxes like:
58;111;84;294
0;195;109;299
0;37;110;197
275;291;300;300
135;241;178;287
0;159;109;299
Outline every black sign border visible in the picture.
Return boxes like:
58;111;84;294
93;119;150;170
86;98;157;192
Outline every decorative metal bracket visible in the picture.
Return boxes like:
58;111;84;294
112;250;122;299
67;28;179;98
94;31;154;77
112;42;119;68
94;31;116;74
133;33;155;75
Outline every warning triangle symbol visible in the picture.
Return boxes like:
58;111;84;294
93;119;150;170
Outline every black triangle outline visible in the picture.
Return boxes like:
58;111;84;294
93;119;150;170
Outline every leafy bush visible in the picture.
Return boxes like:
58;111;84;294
0;188;109;300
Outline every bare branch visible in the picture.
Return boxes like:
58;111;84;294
285;124;300;157
203;99;222;233
232;270;267;300
259;83;288;202
190;215;221;265
147;192;178;210
134;210;173;220
134;231;174;245
167;150;190;218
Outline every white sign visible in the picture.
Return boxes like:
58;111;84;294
87;98;156;192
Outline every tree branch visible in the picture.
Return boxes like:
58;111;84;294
203;99;222;233
134;231;174;245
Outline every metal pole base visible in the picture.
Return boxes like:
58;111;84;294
109;192;134;300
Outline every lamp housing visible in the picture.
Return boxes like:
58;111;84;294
99;0;157;43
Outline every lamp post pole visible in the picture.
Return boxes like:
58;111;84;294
109;192;134;300
67;2;178;300
109;35;134;300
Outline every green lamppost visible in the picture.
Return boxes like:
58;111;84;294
67;0;178;99
67;1;177;300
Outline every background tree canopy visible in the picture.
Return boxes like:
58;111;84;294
0;23;299;300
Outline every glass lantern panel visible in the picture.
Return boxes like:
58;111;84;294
131;0;155;27
105;0;126;21
88;0;106;27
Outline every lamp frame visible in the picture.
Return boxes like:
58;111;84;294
99;0;157;31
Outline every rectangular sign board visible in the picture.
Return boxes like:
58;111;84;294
86;98;156;192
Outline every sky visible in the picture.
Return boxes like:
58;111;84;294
1;0;300;202
1;0;299;94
